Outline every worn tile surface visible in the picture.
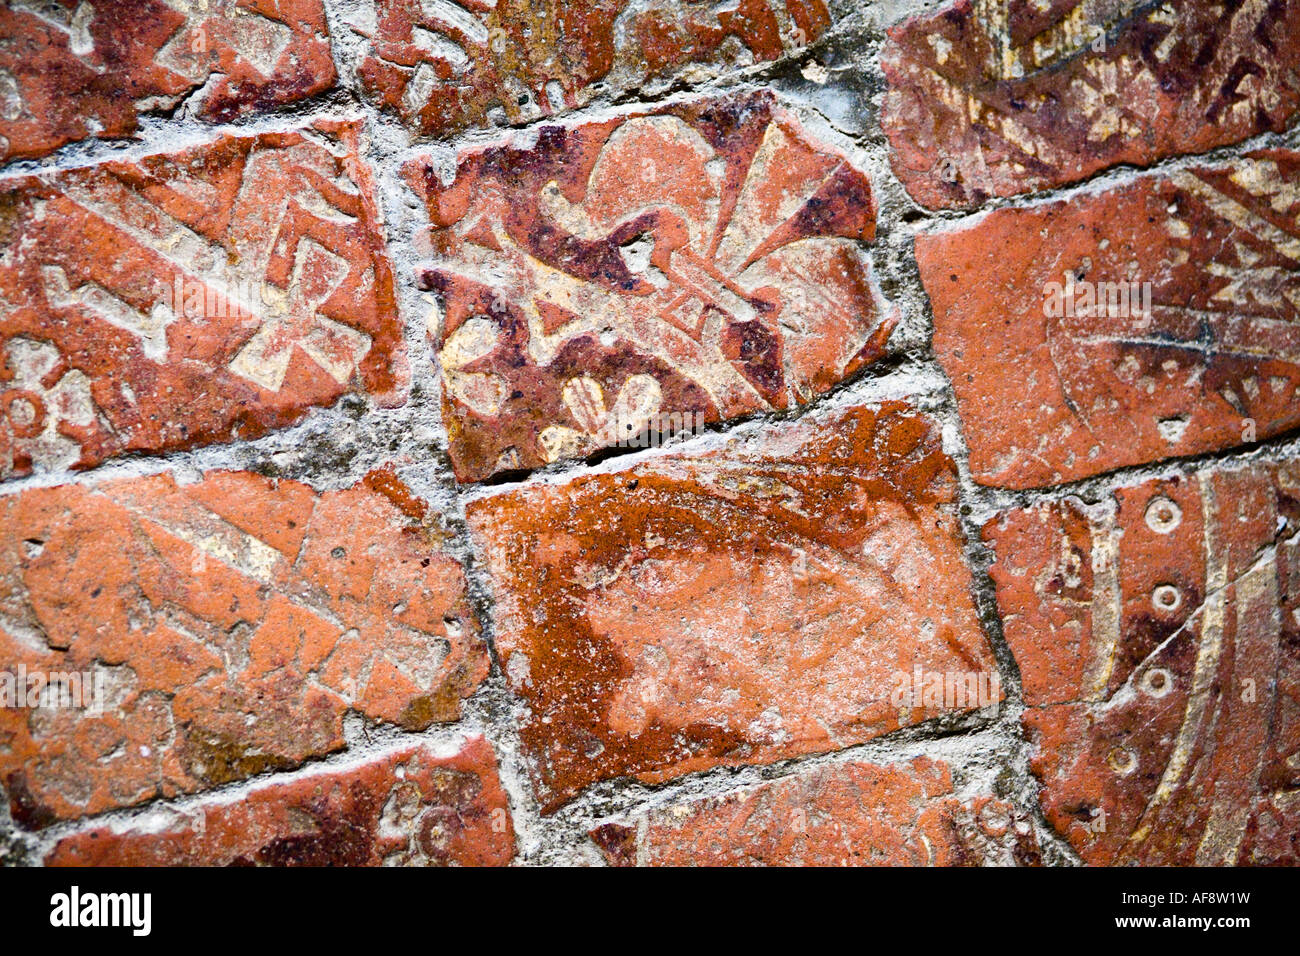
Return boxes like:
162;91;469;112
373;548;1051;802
355;0;830;137
882;0;1300;209
469;402;999;810
0;118;404;481
0;468;487;827
411;91;893;482
46;737;514;866
0;0;337;163
591;756;1040;866
986;460;1300;864
919;150;1300;489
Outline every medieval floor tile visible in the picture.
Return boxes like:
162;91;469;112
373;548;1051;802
0;0;337;162
0;118;405;481
919;150;1300;488
468;401;999;809
46;737;514;866
591;756;1040;866
356;0;830;137
883;0;1300;209
410;90;894;482
0;467;487;826
985;459;1300;864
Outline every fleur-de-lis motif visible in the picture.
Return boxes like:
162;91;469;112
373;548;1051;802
419;92;894;481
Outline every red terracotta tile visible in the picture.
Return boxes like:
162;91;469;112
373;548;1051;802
356;0;830;137
592;757;1040;866
0;0;337;162
919;150;1300;488
985;459;1300;864
468;401;1000;810
409;91;894;482
882;0;1300;209
0;467;487;827
0;118;405;481
46;737;514;866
